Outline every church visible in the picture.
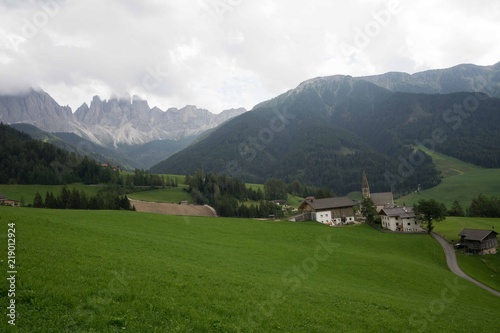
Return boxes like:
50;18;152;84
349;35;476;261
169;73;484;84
361;171;394;211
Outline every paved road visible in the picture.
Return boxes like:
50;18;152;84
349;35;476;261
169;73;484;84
431;232;500;297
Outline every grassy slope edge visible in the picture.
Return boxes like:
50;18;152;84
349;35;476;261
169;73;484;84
0;207;499;332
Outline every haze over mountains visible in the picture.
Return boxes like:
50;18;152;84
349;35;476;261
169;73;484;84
1;61;499;193
152;62;500;195
0;90;246;168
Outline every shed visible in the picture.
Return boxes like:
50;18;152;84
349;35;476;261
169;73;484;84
458;229;498;254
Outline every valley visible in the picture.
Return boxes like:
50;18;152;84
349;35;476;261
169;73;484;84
1;61;500;332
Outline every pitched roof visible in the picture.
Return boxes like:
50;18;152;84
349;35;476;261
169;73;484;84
458;228;498;241
0;194;7;200
300;197;356;211
371;192;394;206
379;206;415;218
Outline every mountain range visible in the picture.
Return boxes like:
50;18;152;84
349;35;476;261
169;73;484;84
2;61;499;195
0;90;246;169
151;62;500;195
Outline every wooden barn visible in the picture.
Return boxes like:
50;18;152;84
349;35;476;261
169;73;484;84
458;229;498;255
298;197;357;225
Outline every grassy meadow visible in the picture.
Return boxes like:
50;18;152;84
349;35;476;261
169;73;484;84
0;183;102;204
1;207;499;332
127;187;192;203
397;149;500;208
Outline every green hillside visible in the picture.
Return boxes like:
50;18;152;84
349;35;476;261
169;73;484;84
1;207;499;332
398;149;500;208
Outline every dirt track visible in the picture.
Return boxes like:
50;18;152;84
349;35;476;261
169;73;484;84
129;199;217;217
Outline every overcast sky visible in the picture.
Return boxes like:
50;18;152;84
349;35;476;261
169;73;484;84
0;0;499;113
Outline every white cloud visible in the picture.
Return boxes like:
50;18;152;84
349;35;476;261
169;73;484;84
0;0;498;112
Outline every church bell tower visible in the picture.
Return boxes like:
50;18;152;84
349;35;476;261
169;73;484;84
362;171;370;198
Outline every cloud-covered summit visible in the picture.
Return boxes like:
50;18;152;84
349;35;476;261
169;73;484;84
0;0;499;113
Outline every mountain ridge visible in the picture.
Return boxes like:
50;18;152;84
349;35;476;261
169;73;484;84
0;89;246;169
0;89;247;146
152;61;500;195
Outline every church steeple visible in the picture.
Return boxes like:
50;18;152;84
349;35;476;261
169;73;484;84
362;171;370;198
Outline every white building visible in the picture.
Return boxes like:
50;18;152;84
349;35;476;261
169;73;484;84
379;206;422;232
312;211;332;223
298;197;357;225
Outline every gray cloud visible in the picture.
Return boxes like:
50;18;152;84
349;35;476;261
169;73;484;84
0;0;499;113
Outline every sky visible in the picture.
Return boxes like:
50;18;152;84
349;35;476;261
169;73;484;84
0;0;499;113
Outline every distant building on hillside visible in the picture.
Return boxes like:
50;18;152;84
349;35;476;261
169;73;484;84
0;195;20;207
298;197;357;225
379;206;422;232
458;229;498;254
100;162;121;172
2;199;20;207
361;171;394;211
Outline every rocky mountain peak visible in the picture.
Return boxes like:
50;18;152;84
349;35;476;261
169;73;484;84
0;89;247;146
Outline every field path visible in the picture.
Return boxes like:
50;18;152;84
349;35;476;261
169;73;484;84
129;199;217;217
431;232;500;297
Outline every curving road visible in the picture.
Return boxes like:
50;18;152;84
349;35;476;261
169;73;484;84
431;232;500;297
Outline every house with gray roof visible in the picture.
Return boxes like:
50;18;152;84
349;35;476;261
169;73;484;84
370;192;394;211
458;229;498;254
298;197;357;225
379;206;422;232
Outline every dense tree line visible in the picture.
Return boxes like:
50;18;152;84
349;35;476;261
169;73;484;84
1;123;176;191
33;186;133;210
0;123;121;185
466;195;500;217
185;171;283;218
1;123;76;184
363;93;500;168
439;196;500;218
122;169;177;188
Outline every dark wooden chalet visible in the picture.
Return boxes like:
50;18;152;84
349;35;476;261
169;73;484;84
458;228;498;255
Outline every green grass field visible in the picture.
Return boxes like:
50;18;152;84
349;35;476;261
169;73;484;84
127;187;192;203
418;147;481;178
0;184;102;204
398;149;500;208
433;217;500;292
1;207;499;332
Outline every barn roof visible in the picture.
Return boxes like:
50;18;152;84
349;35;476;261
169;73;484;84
458;229;498;241
379;206;415;218
370;192;394;206
300;197;356;211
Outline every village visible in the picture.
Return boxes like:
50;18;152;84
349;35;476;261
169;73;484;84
289;172;498;255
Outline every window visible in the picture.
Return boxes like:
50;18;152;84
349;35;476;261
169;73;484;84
407;223;411;226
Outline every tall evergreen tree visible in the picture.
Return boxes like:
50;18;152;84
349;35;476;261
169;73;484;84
33;192;44;208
